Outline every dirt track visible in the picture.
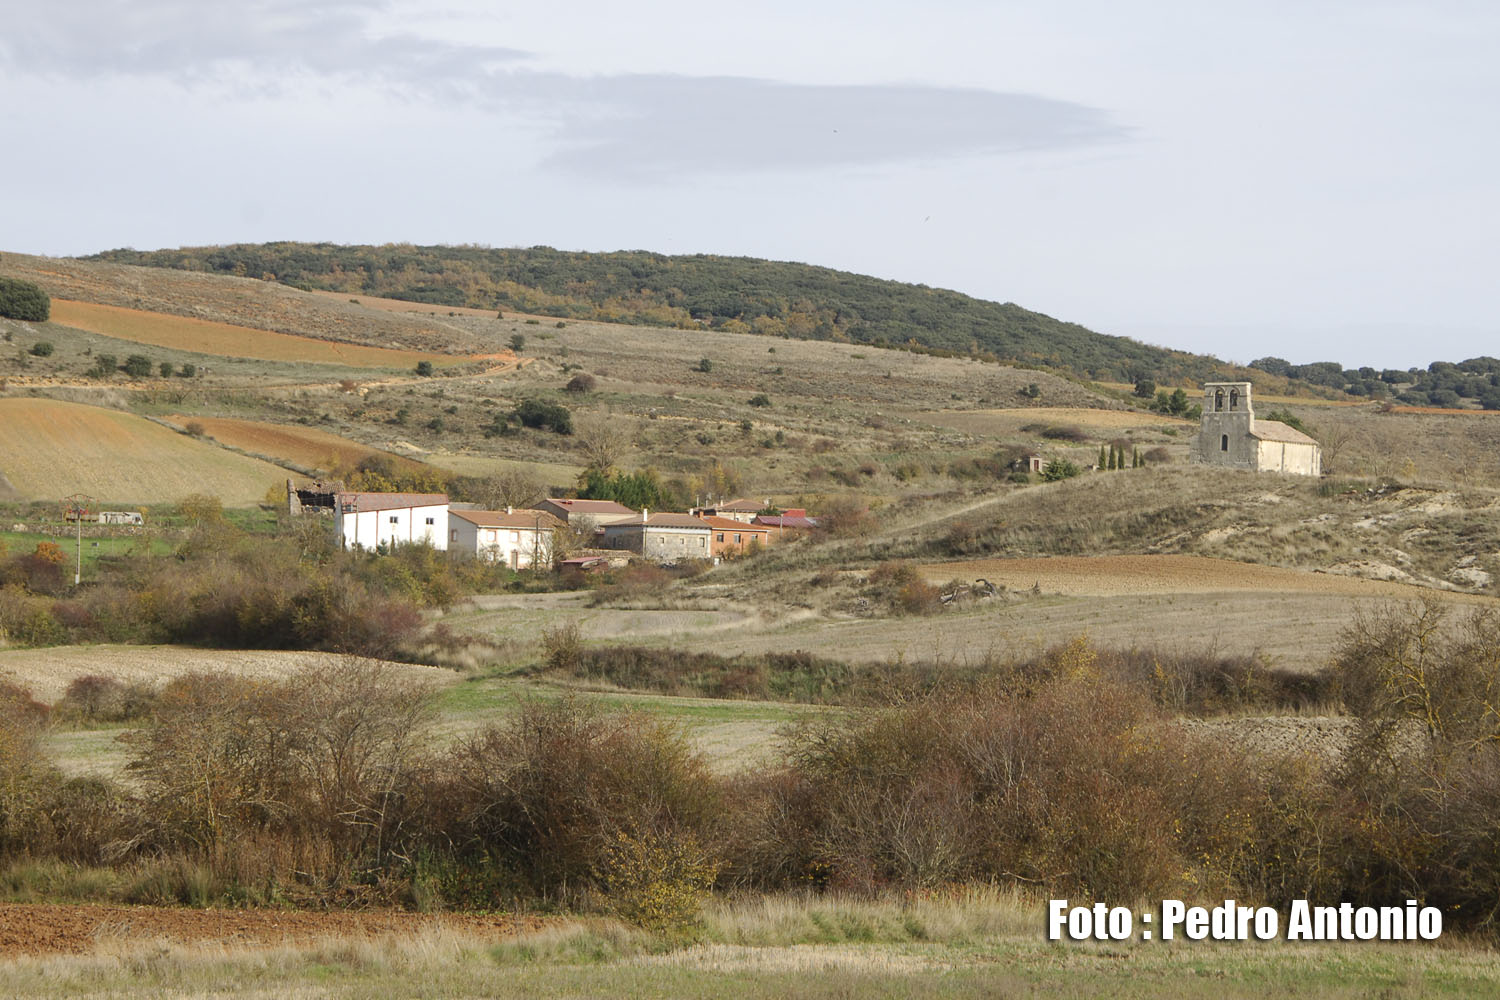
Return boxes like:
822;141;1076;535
0;903;536;957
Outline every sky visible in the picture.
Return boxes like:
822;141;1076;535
3;0;1497;369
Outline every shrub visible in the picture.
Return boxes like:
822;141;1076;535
564;373;596;393
438;698;721;904
123;659;435;897
1040;458;1081;481
91;354;117;378
512;398;573;434
415;360;434;377
184;421;206;437
695;358;712;373
747;394;772;408
122;354;153;377
509;333;526;353
28;342;53;357
158;361;174;378
0;278;49;321
1040;424;1087;442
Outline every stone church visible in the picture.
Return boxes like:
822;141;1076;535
1190;382;1321;476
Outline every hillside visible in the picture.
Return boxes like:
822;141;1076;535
87;242;1232;383
0;398;289;504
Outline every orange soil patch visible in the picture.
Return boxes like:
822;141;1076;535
914;553;1484;600
0;903;538;957
165;415;432;474
50;299;472;369
0;398;291;504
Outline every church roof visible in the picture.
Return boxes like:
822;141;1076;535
1250;420;1319;446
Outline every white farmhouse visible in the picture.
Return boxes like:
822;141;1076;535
449;507;562;569
1191;382;1321;476
336;492;449;551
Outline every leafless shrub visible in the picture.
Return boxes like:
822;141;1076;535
436;697;721;905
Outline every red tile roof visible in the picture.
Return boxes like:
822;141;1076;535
451;508;563;530
337;492;448;513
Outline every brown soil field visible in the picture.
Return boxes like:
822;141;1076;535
0;646;444;704
0;903;537;957
911;553;1480;599
1;253;489;354
50;299;472;369
0;398;292;504
163;415;433;475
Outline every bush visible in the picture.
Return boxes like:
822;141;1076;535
122;659;435;898
1040;458;1081;481
438;698;721;904
415;361;434;377
91;354;117;378
747;394;772;408
512;398;573;435
122;354;153;377
28;342;53;357
158;361;174;377
564;373;596;393
0;278;49;321
727;667;1186;898
178;363;196;378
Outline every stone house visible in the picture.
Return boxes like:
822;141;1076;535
600;510;712;561
1191;382;1321;476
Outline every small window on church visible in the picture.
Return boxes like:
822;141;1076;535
1230;389;1239;410
1221;434;1229;451
1215;389;1224;411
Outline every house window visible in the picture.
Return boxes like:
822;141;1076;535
450;529;458;542
389;515;399;524
734;534;742;544
698;537;705;547
425;517;435;525
716;533;725;542
1221;434;1229;451
1230;388;1239;410
1215;389;1224;411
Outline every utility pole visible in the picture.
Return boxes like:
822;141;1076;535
62;493;94;586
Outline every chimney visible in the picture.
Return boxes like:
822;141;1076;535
642;507;649;522
506;506;513;515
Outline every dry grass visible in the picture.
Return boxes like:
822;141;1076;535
50;300;470;369
0;398;291;503
0;892;1495;998
0;646;441;706
921;406;1188;435
912;553;1474;599
162;415;432;476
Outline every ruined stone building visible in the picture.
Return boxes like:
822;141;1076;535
1191;382;1321;476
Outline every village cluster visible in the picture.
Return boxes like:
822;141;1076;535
287;482;818;571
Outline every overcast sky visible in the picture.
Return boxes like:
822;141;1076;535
3;0;1497;368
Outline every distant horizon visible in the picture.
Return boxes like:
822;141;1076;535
22;240;1485;375
5;2;1496;377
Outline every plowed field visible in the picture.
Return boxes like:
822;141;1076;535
0;903;537;957
0;398;291;504
50;299;470;369
0;646;441;704
164;415;433;475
